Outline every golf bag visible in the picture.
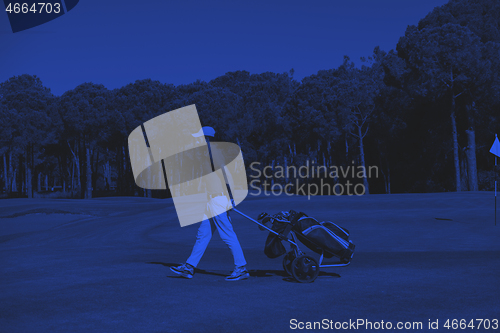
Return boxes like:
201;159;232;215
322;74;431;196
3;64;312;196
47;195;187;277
263;211;355;263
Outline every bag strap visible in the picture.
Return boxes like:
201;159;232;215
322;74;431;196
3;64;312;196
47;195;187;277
279;212;307;238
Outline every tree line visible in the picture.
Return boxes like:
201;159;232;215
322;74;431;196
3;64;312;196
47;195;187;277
1;0;499;198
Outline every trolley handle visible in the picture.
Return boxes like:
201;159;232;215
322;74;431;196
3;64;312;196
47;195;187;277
232;208;298;247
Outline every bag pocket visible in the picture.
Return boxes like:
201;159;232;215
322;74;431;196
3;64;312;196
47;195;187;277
320;221;349;241
302;225;350;253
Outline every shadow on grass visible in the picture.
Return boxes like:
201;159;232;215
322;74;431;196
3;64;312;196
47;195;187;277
147;262;341;282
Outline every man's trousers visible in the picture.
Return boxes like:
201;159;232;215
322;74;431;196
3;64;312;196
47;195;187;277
186;195;247;268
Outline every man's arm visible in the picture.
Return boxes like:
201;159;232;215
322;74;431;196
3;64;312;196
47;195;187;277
212;146;236;207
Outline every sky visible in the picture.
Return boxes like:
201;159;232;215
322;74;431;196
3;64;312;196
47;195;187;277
0;0;450;95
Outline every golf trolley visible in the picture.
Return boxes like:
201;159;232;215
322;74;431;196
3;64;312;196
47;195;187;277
231;208;354;283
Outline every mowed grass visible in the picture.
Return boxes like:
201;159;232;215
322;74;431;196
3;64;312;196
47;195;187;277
1;192;499;333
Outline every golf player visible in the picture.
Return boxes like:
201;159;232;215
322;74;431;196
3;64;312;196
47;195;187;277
170;128;249;281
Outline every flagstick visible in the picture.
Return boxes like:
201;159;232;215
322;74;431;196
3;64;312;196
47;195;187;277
490;133;499;226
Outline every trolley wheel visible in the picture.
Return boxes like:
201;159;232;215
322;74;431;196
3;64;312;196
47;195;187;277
282;252;295;276
291;255;319;283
